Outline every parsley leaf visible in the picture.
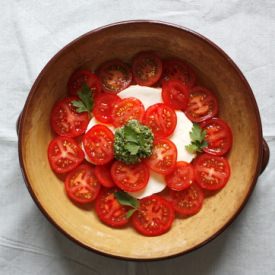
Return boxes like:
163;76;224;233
124;142;140;155
115;191;140;218
185;123;208;154
71;84;93;114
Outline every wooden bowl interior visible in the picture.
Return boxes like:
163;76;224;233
20;22;261;259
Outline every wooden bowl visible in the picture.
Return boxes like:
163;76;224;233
17;21;269;260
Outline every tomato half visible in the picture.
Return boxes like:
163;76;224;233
162;79;190;111
97;59;132;93
185;86;218;123
132;195;175;236
193;153;230;190
95;161;115;188
65;164;101;204
165;161;194;191
68;70;101;97
50;97;89;137
112;97;145;128
162;59;196;87
146;139;177;175
48;136;84;174
200;117;233;156
170;183;204;216
111;161;149;192
83;125;114;165
132;51;162;86
93;93;121;124
143;103;177;138
95;188;129;227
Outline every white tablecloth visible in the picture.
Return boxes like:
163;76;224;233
1;1;274;274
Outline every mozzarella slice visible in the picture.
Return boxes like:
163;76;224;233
84;85;195;199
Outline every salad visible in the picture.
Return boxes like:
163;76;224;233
47;51;232;237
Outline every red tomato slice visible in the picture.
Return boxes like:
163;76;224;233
95;188;129;228
169;183;204;216
50;97;89;137
132;195;175;236
68;70;101;97
112;97;145;128
143;103;177;138
95;162;115;188
146;139;177;175
83;125;114;165
111;161;149;192
162;79;190;110
165;161;194;191
132;51;162;86
200;117;233;156
48;136;84;174
193;153;230;190
65;164;101;204
162;59;196;87
185;86;218;123
93;93;121;124
97;59;132;93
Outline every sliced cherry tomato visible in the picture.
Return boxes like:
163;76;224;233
193;153;230;190
50;97;89;137
68;70;101;97
200;117;232;156
112;97;145;128
162;79;190;110
165;161;194;191
143;103;177;138
93;93;121;124
48;136;84;174
95;188;129;228
83;125;114;165
185;86;218;123
146;139;177;175
132;195;175;236
162;59;196;87
65;164;101;204
132;51;162;86
169;183;204;216
111;161;149;192
97;59;132;93
95;162;115;188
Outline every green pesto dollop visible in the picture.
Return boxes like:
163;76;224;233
114;120;154;164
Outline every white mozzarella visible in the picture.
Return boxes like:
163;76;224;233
83;85;195;199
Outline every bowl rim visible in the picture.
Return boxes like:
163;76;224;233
18;19;263;261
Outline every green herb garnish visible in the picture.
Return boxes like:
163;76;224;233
185;123;208;153
71;84;93;114
114;191;139;218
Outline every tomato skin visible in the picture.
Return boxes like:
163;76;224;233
193;153;231;190
93;93;121;124
68;70;102;97
132;51;163;87
146;139;177;175
83;125;114;165
200;117;233;156
169;183;204;216
95;188;129;228
97;59;132;94
185;86;218;123
132;195;175;236
95;162;115;188
143;103;177;138
162;80;190;111
165;161;194;191
50;97;89;138
111;161;149;192
65;164;101;204
112;97;145;128
48;136;84;174
162;59;196;88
